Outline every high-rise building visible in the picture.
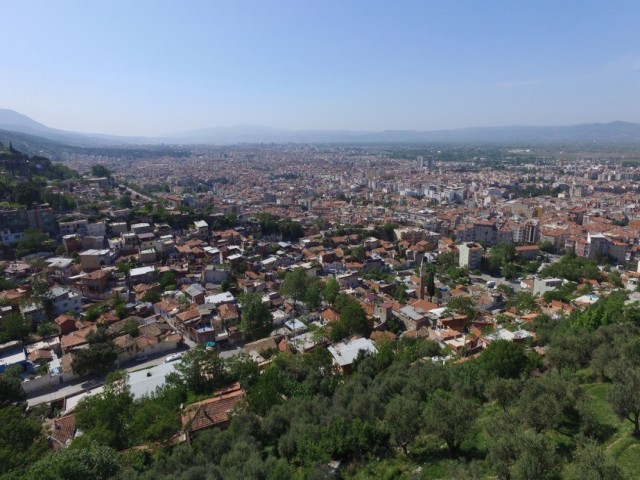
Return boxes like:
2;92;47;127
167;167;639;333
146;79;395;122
427;156;433;170
417;156;424;169
459;242;484;270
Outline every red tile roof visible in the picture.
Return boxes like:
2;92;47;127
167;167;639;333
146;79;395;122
181;383;245;433
50;414;76;449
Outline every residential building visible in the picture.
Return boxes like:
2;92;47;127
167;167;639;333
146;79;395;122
458;242;483;270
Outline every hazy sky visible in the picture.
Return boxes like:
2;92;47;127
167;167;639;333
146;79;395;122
2;0;640;135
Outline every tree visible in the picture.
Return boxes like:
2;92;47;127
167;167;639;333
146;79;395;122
15;228;50;257
483;243;516;276
506;291;539;314
227;353;261;389
173;345;228;395
91;164;112;178
0;312;31;343
84;305;102;322
142;290;161;303
545;328;596;372
0;365;27;408
108;292;123;311
444;295;478;320
37;321;59;337
485;377;522;412
385;396;422;455
71;328;118;376
497;284;515;296
0;406;48;477
351;245;366;262
519;381;565;433
113;303;126;319
117;194;132;209
538;240;555;253
240;292;273;340
75;371;133;449
392;284;408;303
123;318;139;337
571;437;623;480
426;269;436;299
159;271;177;290
386;316;404;335
12;183;42;209
423;390;477;457
323;277;340;306
25;440;119;480
608;366;640;436
570;290;628;330
521;374;579;435
0;277;17;291
128;397;181;444
116;260;132;276
330;299;370;342
479;340;530;379
485;412;559;480
607;269;624;288
508;429;560;480
279;218;304;241
543;281;576;303
280;267;308;312
303;276;323;311
501;262;521;281
258;212;279;235
541;254;601;282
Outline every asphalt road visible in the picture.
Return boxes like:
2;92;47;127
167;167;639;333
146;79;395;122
27;348;185;407
26;341;246;407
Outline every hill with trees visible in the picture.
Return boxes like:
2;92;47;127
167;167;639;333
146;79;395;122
0;142;79;210
2;285;640;479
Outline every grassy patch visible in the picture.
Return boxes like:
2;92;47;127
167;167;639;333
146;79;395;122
578;383;640;478
583;383;619;426
185;391;215;404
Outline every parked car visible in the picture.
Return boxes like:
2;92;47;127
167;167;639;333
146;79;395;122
164;352;184;363
135;355;148;362
81;379;103;390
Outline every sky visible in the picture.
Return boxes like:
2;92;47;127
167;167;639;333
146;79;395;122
2;0;640;136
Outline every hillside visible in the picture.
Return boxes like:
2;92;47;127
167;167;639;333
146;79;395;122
0;142;79;210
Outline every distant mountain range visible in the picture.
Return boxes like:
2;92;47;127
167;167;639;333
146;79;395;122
2;108;640;147
0;109;148;146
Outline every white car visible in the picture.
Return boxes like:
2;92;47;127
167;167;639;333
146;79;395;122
164;353;184;363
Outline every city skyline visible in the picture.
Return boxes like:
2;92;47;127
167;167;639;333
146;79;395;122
2;0;640;136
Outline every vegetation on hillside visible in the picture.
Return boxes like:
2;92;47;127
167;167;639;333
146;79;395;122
1;285;640;479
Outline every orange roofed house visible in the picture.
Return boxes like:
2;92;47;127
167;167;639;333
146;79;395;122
180;383;246;441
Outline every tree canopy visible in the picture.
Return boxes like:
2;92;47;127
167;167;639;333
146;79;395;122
239;292;273;340
71;327;118;376
479;340;531;379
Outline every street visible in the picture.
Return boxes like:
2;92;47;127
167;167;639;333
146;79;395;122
26;341;246;407
27;348;185;407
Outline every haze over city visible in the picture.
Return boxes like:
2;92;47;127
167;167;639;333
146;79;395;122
3;0;640;136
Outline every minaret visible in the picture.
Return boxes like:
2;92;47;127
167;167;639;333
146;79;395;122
418;256;427;300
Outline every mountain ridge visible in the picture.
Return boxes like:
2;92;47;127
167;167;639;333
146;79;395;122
2;109;640;145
